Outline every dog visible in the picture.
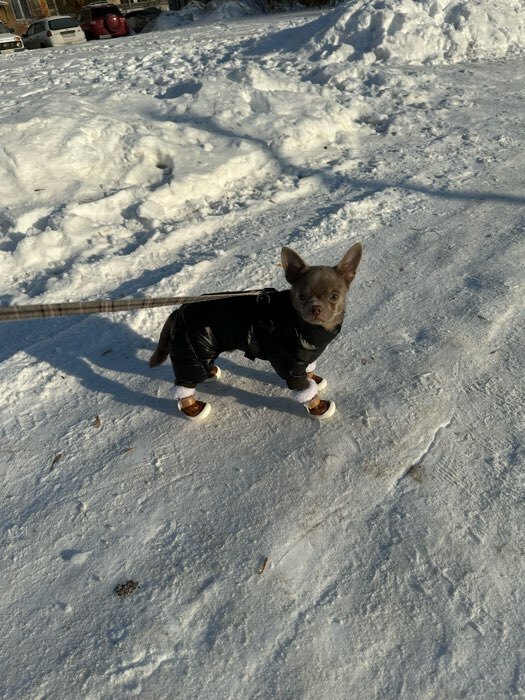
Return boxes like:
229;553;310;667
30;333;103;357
149;243;362;421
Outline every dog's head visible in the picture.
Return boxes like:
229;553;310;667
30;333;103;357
281;243;362;330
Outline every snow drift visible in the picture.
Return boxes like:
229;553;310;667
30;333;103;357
251;0;525;64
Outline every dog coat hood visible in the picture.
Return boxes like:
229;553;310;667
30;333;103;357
167;289;341;391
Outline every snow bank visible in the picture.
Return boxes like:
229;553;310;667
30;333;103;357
251;0;525;64
0;49;361;290
139;67;359;219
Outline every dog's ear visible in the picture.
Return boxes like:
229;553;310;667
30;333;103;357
334;243;362;287
281;246;309;284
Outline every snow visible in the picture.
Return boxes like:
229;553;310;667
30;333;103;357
1;2;524;698
251;0;525;64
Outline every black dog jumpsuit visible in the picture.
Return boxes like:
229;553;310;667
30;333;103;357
167;289;341;392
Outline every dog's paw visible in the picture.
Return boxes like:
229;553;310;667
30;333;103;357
204;365;222;383
178;400;211;421
307;399;336;420
311;374;327;392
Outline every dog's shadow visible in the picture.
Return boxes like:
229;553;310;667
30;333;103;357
2;315;302;418
2;315;174;416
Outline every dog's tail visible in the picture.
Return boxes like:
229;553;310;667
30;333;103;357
149;316;172;367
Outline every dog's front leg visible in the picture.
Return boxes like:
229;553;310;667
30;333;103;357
305;394;336;419
305;361;328;391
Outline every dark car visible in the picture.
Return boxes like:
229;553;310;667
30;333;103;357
125;7;161;34
78;3;130;40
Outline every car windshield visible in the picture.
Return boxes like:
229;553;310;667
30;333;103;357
0;21;11;34
48;17;79;30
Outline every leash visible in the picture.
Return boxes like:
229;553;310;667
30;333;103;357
0;289;264;322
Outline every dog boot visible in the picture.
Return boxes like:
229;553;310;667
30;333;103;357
306;363;327;392
178;397;211;422
306;396;336;420
172;385;211;421
292;380;335;420
308;373;327;392
204;365;222;383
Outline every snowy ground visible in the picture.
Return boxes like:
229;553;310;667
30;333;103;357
1;1;524;698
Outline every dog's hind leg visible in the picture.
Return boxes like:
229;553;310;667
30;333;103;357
204;364;222;382
149;316;172;367
171;385;211;421
179;394;211;421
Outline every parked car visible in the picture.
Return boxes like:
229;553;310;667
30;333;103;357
22;15;87;49
0;20;25;54
78;4;130;40
125;6;161;34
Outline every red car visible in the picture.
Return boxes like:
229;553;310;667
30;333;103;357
78;4;130;40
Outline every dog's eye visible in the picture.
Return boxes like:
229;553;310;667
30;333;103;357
330;293;340;302
298;293;306;301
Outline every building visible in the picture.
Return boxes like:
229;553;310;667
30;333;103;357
1;0;55;33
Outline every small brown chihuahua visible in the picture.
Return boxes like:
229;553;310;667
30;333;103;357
150;243;362;421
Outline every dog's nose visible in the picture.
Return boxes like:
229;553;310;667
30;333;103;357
311;305;322;317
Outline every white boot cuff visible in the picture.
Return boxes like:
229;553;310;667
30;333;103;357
170;384;196;400
291;379;318;405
